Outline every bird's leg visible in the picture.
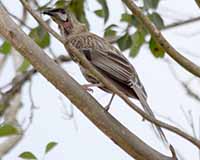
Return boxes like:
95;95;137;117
82;83;102;92
105;94;115;111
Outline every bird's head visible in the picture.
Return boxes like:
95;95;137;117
43;8;87;37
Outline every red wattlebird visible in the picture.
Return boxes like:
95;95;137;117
43;8;168;144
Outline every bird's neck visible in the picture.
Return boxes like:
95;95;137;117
59;24;88;40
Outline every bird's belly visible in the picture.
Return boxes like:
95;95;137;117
79;66;138;99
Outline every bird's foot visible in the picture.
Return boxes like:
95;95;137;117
81;83;102;93
82;84;94;92
104;104;110;111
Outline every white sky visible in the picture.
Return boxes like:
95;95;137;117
1;0;200;160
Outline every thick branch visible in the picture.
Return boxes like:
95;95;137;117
0;6;174;160
122;0;200;77
18;0;200;150
195;0;200;8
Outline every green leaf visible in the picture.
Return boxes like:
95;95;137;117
117;33;132;51
130;30;145;58
121;13;131;22
97;0;109;23
104;24;117;37
104;24;118;30
69;0;89;27
120;13;137;26
19;152;37;160
148;12;164;29
29;25;50;48
94;9;104;17
55;0;67;8
0;41;11;55
143;0;160;9
0;124;18;137
17;58;30;72
104;30;116;37
149;37;165;58
0;104;5;113
45;142;58;154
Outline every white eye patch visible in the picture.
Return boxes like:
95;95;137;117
57;12;68;21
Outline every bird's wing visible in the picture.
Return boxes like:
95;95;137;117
81;48;147;98
81;48;168;144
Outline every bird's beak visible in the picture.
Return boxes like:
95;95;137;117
42;9;55;17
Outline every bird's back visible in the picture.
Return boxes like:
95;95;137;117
66;31;147;99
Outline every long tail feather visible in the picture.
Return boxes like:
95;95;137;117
128;79;168;145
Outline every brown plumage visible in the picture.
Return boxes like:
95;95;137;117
43;8;168;144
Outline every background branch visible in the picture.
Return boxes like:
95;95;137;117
121;0;200;77
164;16;200;30
0;55;71;115
0;94;23;157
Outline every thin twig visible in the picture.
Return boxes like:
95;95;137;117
163;16;200;30
0;94;23;157
20;0;64;43
9;13;32;30
0;55;71;115
164;58;200;103
28;79;36;125
0;1;31;30
0;56;8;78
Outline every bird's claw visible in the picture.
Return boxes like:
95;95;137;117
82;85;94;93
104;106;110;112
104;105;110;111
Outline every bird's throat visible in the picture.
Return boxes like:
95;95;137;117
63;21;72;29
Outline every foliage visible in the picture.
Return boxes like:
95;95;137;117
19;152;37;160
0;124;18;137
17;58;30;72
19;141;58;160
95;0;109;23
29;25;50;49
104;24;117;37
149;37;165;57
0;41;11;55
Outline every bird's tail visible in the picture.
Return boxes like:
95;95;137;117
128;79;169;145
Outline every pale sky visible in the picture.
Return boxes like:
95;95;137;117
1;0;200;160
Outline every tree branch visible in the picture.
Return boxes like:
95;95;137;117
164;16;200;30
0;55;71;115
0;5;175;160
19;0;63;42
195;0;200;8
0;94;23;157
18;0;200;150
122;0;200;78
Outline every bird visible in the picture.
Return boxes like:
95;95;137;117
43;8;168;144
